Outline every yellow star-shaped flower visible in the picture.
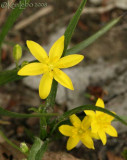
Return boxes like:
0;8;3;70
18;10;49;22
59;114;95;150
84;98;118;145
18;36;84;99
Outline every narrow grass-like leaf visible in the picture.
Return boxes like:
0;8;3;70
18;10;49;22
28;137;42;160
35;140;49;160
0;107;59;118
59;105;127;125
51;105;127;135
0;0;31;60
0;130;23;153
63;0;87;55
65;16;122;55
45;0;87;110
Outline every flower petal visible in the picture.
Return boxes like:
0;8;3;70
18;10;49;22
105;125;118;137
91;121;99;133
39;72;53;99
81;116;91;130
59;125;74;136
81;130;95;149
98;129;107;145
70;114;81;128
84;111;95;117
53;68;74;90
67;136;80;150
18;63;47;76
96;98;105;108
55;54;84;68
26;40;48;63
104;112;115;122
49;36;64;63
96;98;105;115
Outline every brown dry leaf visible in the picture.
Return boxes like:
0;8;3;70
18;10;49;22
107;151;124;160
0;141;26;160
43;152;82;160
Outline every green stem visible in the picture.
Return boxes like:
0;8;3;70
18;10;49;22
0;106;59;118
39;80;58;140
39;105;47;140
46;80;58;110
0;130;26;155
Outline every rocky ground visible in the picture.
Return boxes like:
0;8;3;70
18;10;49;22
0;0;127;159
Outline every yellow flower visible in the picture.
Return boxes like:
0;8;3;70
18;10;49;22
59;114;95;150
84;98;118;145
18;36;84;99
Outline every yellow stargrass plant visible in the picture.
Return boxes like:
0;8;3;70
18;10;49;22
0;0;126;159
84;98;118;145
18;36;84;99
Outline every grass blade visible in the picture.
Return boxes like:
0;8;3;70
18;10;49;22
0;106;59;118
65;16;122;55
0;0;31;62
28;137;42;160
63;0;87;55
51;105;127;135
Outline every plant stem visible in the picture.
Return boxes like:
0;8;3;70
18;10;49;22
39;105;47;140
39;80;58;140
46;80;58;110
0;130;27;155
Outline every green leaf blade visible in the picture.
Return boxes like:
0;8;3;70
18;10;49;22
59;105;127;125
51;105;127;135
35;140;49;160
0;106;58;118
45;0;87;110
28;137;42;160
63;0;87;55
65;16;121;55
0;0;31;49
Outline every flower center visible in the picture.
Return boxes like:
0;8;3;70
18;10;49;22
78;128;84;135
48;64;54;71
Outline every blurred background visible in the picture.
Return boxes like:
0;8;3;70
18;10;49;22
0;0;127;159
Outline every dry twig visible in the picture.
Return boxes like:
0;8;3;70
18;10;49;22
14;5;53;30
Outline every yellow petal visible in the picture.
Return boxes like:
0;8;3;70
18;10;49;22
26;40;48;63
18;63;47;76
67;136;80;150
39;73;53;99
96;98;105;108
59;125;74;136
49;36;64;63
91;121;99;133
55;54;84;68
53;68;74;90
105;112;115;122
70;114;81;128
81;116;91;130
105;125;118;137
96;98;105;115
81;130;95;149
84;110;95;117
98;129;107;145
